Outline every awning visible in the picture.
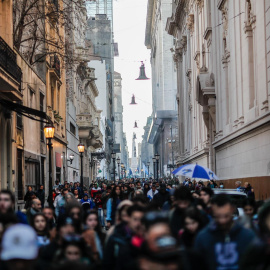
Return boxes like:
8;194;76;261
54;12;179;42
0;98;51;124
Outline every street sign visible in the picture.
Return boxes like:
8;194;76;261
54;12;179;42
167;164;177;169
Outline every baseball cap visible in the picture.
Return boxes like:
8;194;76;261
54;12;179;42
1;224;38;261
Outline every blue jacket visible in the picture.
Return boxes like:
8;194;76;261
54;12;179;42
80;198;95;209
194;221;256;270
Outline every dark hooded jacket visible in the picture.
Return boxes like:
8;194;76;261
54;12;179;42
194;220;256;270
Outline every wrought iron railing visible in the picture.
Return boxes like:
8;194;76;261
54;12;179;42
0;36;22;85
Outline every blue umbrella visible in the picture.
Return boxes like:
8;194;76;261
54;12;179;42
172;164;218;180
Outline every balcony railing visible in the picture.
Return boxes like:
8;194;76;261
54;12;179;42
0;37;22;85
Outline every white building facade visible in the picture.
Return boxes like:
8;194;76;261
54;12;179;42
166;0;270;198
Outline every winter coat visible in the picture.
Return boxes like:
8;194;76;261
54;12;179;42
194;221;256;270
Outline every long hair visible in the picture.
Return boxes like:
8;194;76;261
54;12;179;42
84;210;105;244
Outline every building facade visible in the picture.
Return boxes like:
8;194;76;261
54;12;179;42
166;0;270;198
145;0;178;178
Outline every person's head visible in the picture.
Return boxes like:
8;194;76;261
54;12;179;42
27;186;32;192
184;207;206;234
107;185;112;193
65;192;75;203
39;185;44;190
31;199;41;212
1;224;38;270
84;210;99;231
62;235;85;262
62;188;69;196
116;200;133;224
74;189;79;195
111;185;122;198
151;184;156;192
173;186;193;209
94;183;98;188
32;213;49;235
200;187;214;206
57;217;76;239
243;198;257;218
42;207;54;221
142;212;176;254
127;204;145;235
211;194;234;231
136;181;141;189
134;189;144;197
0;190;15;214
235;181;242;188
144;183;149;189
66;201;82;222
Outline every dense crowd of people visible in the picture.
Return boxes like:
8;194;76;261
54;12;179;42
0;177;268;270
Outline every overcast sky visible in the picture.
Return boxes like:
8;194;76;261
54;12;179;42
113;0;152;158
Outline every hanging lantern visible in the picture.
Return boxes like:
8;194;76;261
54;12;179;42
136;61;150;80
130;94;137;105
134;121;138;128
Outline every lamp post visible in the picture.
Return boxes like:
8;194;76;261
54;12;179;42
152;157;156;180
170;125;175;178
111;152;116;183
155;153;160;181
44;124;55;208
117;157;120;180
78;143;85;188
147;162;150;178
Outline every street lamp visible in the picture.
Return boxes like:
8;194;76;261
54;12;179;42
111;151;116;183
152;157;156;180
78;143;85;188
68;153;74;165
117;157;120;180
44;124;55;208
155;153;160;181
147;162;150;178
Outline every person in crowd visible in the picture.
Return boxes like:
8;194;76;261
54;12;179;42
103;204;145;270
106;185;123;228
55;190;73;217
42;207;56;240
36;185;45;208
169;186;193;237
235;181;243;191
83;210;105;261
152;183;170;208
0;190;15;215
195;194;256;270
0;224;39;270
122;184;131;200
91;183;101;198
54;188;69;214
178;207;207;248
53;234;92;266
31;213;50;247
94;190;105;227
80;193;95;212
244;182;255;199
143;183;150;197
53;180;60;190
73;189;81;200
200;187;214;215
24;186;34;208
26;198;42;224
147;184;158;201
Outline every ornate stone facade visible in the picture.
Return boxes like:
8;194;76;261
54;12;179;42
166;0;270;196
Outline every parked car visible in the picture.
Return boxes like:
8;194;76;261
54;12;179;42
213;189;247;217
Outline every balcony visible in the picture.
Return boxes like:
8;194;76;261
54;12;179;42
77;113;93;139
0;37;22;101
49;54;61;79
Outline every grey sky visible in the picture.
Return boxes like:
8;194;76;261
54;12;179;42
114;0;152;158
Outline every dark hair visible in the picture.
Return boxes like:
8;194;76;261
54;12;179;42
62;188;68;193
127;204;145;217
211;194;232;207
184;207;208;230
200;187;214;197
0;190;15;204
32;213;50;237
174;186;193;202
243;198;256;209
142;211;169;230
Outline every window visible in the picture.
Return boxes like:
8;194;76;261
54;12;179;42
29;87;35;108
40;93;44;141
70;122;76;136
